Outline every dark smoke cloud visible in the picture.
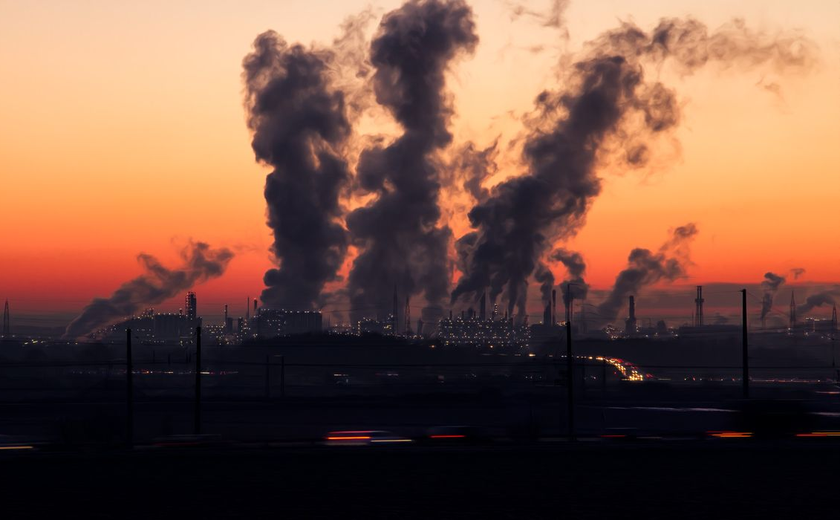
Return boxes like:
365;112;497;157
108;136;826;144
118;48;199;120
64;242;234;339
346;0;479;322
797;287;840;317
533;263;554;305
552;248;589;302
452;16;814;317
456;140;499;204
243;30;352;310
760;271;785;323
594;224;698;326
790;267;806;280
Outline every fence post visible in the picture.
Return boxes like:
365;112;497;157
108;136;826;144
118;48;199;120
194;326;202;435
126;328;133;448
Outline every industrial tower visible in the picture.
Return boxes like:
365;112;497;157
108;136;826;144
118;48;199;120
404;295;411;336
2;300;9;337
625;295;637;335
790;292;797;330
694;286;704;327
392;285;398;335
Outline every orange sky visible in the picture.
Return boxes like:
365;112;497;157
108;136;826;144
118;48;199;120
1;0;838;318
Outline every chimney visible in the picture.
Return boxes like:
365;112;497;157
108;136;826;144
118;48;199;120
694;286;704;327
625;295;637;335
404;295;411;335
790;291;797;330
479;292;486;321
392;284;398;335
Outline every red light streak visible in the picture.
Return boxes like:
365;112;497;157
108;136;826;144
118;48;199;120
430;434;466;439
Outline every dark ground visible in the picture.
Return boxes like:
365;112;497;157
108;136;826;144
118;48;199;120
2;442;838;519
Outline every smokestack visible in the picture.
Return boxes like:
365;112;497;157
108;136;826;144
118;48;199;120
246;296;250;321
695;286;704;327
393;284;398;335
2;299;9;337
790;291;797;330
625;295;637;335
832;305;837;333
479;292;486;321
552;289;557;326
405;295;411;336
543;301;551;326
254;298;258;315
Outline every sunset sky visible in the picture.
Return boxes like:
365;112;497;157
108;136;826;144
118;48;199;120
1;0;838;323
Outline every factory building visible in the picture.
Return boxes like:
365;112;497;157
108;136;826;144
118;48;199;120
438;309;529;350
254;309;323;338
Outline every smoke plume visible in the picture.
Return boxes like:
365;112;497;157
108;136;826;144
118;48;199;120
243;30;353;310
457;140;499;204
797;287;840;317
790;267;806;280
507;0;571;31
452;16;814;317
64;242;234;339
552;248;589;303
346;0;479;323
594;224;698;326
760;272;785;323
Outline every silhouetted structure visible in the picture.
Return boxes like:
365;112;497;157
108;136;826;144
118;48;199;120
833;304;838;333
392;285;398;337
185;292;197;321
625;295;637;335
2;299;9;337
479;292;486;321
257;309;323;337
438;313;529;349
404;296;411;336
790;291;797;330
694;286;704;327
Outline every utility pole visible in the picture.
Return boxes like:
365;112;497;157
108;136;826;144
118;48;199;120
566;283;575;441
741;289;749;399
194;326;202;435
126;328;133;448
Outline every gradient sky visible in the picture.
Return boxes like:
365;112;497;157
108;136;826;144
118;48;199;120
1;0;838;321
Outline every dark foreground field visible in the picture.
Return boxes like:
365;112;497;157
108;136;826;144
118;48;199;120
1;442;838;519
